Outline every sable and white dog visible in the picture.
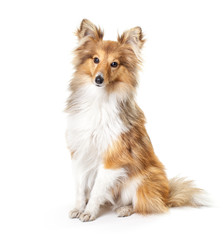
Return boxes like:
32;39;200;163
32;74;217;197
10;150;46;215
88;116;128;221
66;19;204;222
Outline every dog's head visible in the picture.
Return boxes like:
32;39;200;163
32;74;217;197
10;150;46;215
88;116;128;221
72;19;145;94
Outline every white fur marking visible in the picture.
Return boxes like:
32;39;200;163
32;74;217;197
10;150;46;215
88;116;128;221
120;177;141;207
83;165;126;219
67;83;127;214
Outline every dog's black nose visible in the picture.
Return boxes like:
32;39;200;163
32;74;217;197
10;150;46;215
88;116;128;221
95;75;104;85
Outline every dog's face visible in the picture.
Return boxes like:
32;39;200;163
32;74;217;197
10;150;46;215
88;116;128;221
73;19;145;93
78;40;123;88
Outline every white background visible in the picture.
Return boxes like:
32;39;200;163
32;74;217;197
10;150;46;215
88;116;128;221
0;0;223;239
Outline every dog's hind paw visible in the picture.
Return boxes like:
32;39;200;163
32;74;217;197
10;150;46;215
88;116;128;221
116;206;134;217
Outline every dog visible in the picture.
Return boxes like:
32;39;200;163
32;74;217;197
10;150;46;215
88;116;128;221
66;19;205;222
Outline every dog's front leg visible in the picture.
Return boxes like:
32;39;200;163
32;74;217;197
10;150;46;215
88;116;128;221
69;160;87;218
79;164;126;222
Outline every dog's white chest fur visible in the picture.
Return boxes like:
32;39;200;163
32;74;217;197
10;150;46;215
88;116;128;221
66;84;126;187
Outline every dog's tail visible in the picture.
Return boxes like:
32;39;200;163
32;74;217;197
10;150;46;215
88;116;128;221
167;177;208;208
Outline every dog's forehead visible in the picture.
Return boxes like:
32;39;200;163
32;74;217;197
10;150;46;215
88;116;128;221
100;40;120;53
94;41;122;60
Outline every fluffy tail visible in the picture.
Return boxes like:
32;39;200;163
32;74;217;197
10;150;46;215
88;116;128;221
167;177;208;208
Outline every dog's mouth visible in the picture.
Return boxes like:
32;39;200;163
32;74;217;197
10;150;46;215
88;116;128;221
94;83;105;88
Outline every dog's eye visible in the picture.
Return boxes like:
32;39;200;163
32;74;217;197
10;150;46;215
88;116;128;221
93;57;100;64
111;62;118;68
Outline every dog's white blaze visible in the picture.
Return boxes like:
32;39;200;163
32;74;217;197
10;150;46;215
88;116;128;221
67;83;127;207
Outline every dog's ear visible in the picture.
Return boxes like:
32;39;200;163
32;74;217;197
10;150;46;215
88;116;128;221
118;27;145;51
76;19;104;41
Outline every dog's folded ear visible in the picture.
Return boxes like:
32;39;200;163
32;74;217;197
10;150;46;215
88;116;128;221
118;27;145;51
76;19;104;41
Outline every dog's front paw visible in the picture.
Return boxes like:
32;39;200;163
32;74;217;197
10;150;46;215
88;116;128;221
69;209;83;219
79;212;96;222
